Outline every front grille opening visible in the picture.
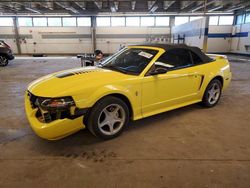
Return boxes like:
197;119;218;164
35;108;71;123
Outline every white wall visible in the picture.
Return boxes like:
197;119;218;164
231;23;250;54
96;26;170;54
0;26;18;53
18;27;92;54
1;22;249;55
0;25;170;55
172;18;208;50
207;25;232;53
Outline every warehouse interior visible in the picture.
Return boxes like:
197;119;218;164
0;0;250;187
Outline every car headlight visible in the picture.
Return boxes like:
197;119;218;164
36;97;75;110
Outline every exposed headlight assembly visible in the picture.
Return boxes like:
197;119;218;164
33;97;76;123
36;97;75;110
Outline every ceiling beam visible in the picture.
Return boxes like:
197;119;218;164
110;1;119;12
163;1;175;10
190;0;217;12
75;2;86;10
55;2;79;14
94;1;103;9
207;0;223;12
148;1;159;13
131;1;136;10
38;2;53;10
180;1;195;10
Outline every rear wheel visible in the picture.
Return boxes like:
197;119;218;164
87;96;129;139
0;56;9;67
202;79;222;107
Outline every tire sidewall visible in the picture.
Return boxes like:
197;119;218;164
87;96;129;139
0;56;9;67
203;79;222;107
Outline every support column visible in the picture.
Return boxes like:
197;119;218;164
203;16;209;53
91;16;97;52
169;16;175;43
13;16;21;55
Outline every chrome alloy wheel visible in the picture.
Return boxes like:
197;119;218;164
207;82;221;105
97;104;126;136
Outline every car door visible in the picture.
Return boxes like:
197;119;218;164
141;48;203;117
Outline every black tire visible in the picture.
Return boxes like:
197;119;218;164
0;56;9;67
86;96;129;140
202;79;222;107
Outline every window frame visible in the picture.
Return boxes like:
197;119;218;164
48;17;62;27
96;17;111;27
62;17;77;27
125;16;140;26
146;48;210;76
77;17;91;27
209;16;219;25
218;16;234;26
245;13;250;24
33;17;48;27
111;17;126;27
18;17;33;27
174;16;189;26
140;16;155;27
155;16;170;27
0;17;13;26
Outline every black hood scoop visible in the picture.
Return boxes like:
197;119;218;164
56;69;100;78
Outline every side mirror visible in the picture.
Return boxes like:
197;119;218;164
150;68;167;75
150;62;168;75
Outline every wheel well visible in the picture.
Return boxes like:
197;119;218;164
107;94;133;119
212;76;224;87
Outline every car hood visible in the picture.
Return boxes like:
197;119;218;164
28;66;132;97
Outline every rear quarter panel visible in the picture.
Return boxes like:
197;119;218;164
197;56;232;99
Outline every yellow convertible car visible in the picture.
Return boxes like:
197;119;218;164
25;44;232;140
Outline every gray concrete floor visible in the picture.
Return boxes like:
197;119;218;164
0;55;250;188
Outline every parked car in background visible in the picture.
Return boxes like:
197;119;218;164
25;44;232;140
0;40;14;66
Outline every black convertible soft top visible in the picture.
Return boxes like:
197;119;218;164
131;43;213;63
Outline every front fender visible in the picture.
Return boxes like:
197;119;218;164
73;84;142;120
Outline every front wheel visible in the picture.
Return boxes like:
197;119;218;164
0;56;9;67
86;96;129;140
202;79;222;107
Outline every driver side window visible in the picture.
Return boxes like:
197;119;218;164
156;49;193;70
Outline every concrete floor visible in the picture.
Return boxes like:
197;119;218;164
0;55;250;188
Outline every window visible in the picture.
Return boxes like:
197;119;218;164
141;17;154;26
219;16;234;25
48;18;62;26
209;16;219;25
62;17;76;26
245;13;250;23
102;48;158;75
175;16;189;26
18;17;33;26
77;17;91;26
126;17;140;26
190;51;203;65
33;17;47;26
190;16;203;22
96;17;111;26
155;17;169;26
111;17;125;26
157;49;193;69
0;17;13;26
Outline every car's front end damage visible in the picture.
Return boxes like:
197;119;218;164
25;91;87;140
24;65;135;140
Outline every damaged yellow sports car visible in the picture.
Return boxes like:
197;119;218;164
25;44;232;140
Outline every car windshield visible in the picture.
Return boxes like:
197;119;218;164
99;48;158;75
